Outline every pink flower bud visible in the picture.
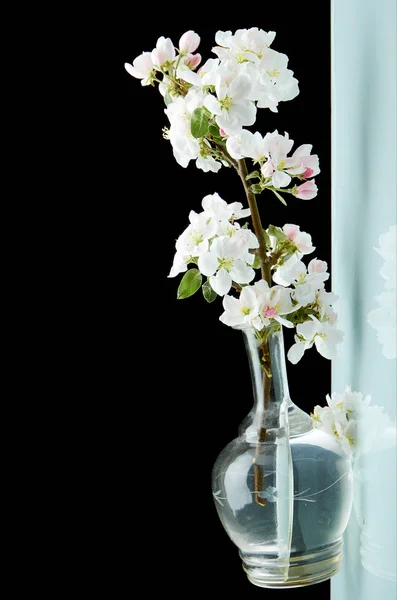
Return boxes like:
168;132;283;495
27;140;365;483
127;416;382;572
264;307;277;318
219;128;227;137
179;31;200;54
293;180;318;200
151;37;175;67
302;167;314;178
184;53;202;69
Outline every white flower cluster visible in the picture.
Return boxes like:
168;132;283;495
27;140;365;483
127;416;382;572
368;225;397;360
219;222;343;363
227;130;319;198
312;386;395;457
168;193;259;296
169;196;343;363
125;27;319;193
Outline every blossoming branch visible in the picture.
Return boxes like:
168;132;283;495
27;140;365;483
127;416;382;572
125;27;344;364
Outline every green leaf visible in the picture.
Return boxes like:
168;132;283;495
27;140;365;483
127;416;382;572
253;255;261;269
164;93;173;106
209;125;222;138
263;229;271;249
267;225;286;241
246;170;260;181
271;189;287;206
177;269;202;299
250;184;263;194
191;107;210;138
202;280;217;303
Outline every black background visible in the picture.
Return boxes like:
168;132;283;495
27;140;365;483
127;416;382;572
108;6;331;597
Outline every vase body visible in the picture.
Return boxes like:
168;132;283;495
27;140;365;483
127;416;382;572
212;329;353;588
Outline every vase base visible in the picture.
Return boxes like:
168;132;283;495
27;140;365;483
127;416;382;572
241;539;343;589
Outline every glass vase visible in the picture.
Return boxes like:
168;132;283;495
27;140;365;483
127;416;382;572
211;329;353;588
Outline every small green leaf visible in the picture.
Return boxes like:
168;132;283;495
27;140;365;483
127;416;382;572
250;184;263;194
268;225;286;241
253;255;261;269
164;93;173;106
209;125;222;138
191;107;210;138
202;280;217;303
271;189;287;206
263;229;271;249
177;269;202;299
246;170;260;181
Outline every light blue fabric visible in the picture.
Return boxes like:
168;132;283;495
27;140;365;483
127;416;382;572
331;1;396;598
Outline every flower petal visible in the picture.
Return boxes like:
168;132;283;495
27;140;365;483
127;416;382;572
198;252;218;276
210;269;232;296
204;94;222;115
287;342;305;364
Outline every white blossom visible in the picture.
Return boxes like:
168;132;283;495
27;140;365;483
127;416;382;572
311;386;396;457
260;131;294;188
256;49;299;112
213;28;276;65
204;74;257;136
124;53;155;86
165;90;205;167
219;285;263;330
273;258;329;305
253;280;295;329
282;224;316;255
198;233;257;295
287;315;344;363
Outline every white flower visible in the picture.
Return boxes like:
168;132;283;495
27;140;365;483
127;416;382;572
165;90;205;167
315;288;339;323
213;28;276;65
204;74;257;136
273;259;329;305
201;192;251;228
253;280;295;329
168;252;190;278
282;224;316;255
197;58;221;87
311;386;395;457
196;155;222;173
326;386;370;414
198;233;257;295
124;53;155;86
287;316;344;363
219;285;262;330
151;36;175;67
256;49;299;112
284;144;320;179
260;131;294;188
168;211;218;278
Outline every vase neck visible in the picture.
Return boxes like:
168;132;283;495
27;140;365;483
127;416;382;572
239;328;312;441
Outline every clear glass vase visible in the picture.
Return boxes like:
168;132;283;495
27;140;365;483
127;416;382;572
212;329;353;588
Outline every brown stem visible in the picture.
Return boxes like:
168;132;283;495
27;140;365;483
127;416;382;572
218;150;274;507
236;159;271;286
